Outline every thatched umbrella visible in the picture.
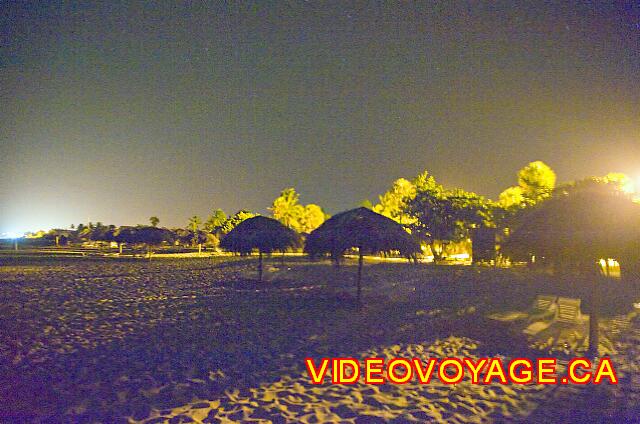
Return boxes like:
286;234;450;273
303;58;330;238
505;189;640;355
114;226;174;258
305;207;421;304
220;216;299;281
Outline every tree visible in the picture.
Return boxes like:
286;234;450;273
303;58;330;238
113;226;138;248
406;188;490;261
188;216;201;232
204;209;227;233
138;226;175;256
497;161;556;211
498;186;525;210
270;188;327;233
373;178;416;225
359;199;374;209
220;210;257;234
75;223;92;240
270;188;305;229
555;174;635;200
299;204;328;233
177;228;208;249
601;172;634;193
517;161;556;205
89;224;116;243
149;216;160;227
46;229;73;246
187;216;204;252
412;170;442;193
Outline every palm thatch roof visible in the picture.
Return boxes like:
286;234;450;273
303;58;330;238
505;187;640;357
220;216;299;254
505;190;640;263
305;207;421;257
113;226;174;245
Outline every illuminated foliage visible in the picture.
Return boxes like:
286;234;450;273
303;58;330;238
601;172;633;193
412;170;442;193
175;228;208;246
498;161;556;210
557;173;635;199
270;188;328;233
373;178;416;225
299;204;328;234
517;161;556;205
219;210;257;234
371;170;443;226
187;216;202;232
44;229;73;245
498;186;525;210
359;199;374;209
406;187;490;261
204;209;227;231
270;188;304;229
187;216;203;247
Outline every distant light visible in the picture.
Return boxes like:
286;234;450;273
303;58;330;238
599;258;621;279
622;179;635;194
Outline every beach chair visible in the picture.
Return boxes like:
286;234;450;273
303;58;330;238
555;297;583;324
529;295;558;320
524;297;586;337
522;295;558;335
489;294;557;322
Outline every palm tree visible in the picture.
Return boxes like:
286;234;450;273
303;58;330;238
270;188;304;229
149;216;160;227
188;216;203;253
204;209;227;233
220;216;299;281
305;207;421;304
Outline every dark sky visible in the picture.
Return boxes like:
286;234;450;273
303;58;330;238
1;1;639;233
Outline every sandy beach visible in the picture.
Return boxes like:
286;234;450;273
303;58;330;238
0;256;637;422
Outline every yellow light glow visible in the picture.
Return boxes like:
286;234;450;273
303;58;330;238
599;258;621;279
622;179;635;194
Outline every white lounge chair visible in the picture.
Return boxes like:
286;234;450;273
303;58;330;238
522;295;559;335
489;294;557;322
524;296;586;336
555;297;584;324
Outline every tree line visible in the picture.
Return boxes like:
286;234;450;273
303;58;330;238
43;160;636;260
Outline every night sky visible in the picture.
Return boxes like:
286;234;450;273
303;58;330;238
1;1;639;233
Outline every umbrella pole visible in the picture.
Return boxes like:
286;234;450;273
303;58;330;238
258;251;263;282
588;266;601;357
357;247;363;305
